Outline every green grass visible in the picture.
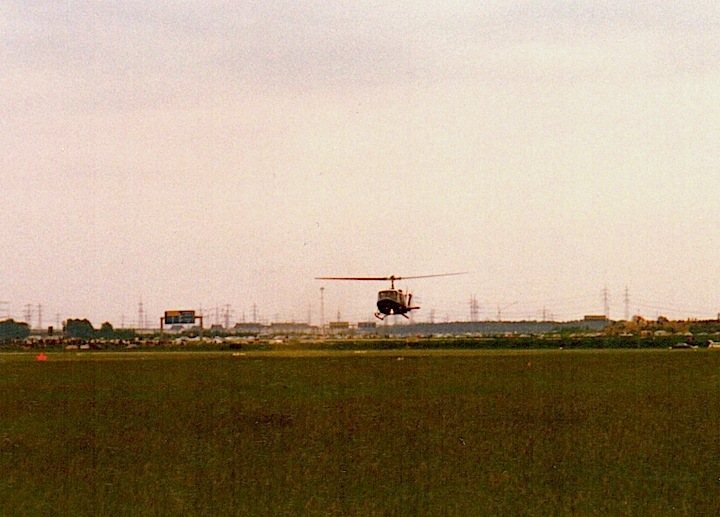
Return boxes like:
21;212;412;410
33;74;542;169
2;350;720;515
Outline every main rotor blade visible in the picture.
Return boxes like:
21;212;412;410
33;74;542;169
316;273;467;282
395;272;468;281
315;277;391;281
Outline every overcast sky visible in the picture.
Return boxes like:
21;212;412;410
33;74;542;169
2;1;720;327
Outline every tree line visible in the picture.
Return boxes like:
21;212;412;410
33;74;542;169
0;318;136;341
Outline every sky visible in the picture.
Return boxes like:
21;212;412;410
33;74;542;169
2;1;720;327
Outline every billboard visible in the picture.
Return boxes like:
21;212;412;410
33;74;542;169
164;310;196;325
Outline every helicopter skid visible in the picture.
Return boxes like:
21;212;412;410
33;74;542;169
374;311;410;320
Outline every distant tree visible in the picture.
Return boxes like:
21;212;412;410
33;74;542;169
0;319;31;340
98;322;114;339
65;319;95;339
670;319;691;335
689;320;720;334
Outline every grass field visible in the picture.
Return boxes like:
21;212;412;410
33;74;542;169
2;349;720;515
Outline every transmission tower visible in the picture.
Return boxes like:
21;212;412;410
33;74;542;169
470;295;480;322
624;286;630;321
24;304;33;327
138;300;145;329
319;288;325;330
223;304;233;328
602;286;610;319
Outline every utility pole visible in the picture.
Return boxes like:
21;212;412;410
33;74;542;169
497;301;518;322
37;303;42;331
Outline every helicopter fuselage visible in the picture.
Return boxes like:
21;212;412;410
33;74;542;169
376;289;418;319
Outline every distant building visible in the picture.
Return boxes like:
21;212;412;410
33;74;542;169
270;322;314;335
584;315;609;322
326;321;351;335
231;323;265;335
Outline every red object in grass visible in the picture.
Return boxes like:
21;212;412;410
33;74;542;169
36;353;48;361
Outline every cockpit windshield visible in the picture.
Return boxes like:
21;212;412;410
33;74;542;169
378;290;401;302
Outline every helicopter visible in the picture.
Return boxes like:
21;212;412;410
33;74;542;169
316;273;467;320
